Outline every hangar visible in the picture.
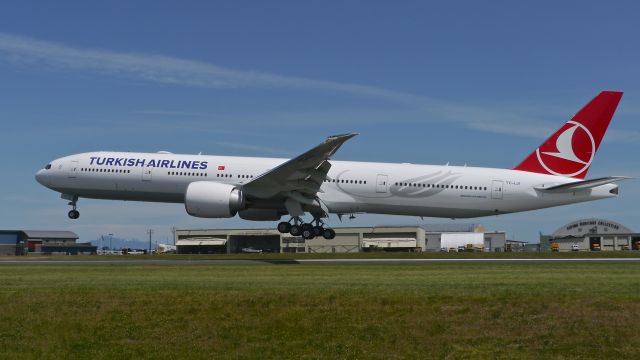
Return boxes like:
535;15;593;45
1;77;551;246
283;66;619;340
175;224;510;254
0;230;96;256
540;218;640;251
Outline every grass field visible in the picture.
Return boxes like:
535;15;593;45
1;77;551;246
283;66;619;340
1;262;639;359
8;250;640;261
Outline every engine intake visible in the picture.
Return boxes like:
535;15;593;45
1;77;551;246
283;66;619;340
184;181;245;218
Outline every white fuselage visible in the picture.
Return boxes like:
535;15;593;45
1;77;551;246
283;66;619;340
35;151;618;219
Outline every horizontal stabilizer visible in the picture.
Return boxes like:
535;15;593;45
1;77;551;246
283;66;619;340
534;176;628;192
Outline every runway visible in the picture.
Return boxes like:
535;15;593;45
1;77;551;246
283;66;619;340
1;258;640;265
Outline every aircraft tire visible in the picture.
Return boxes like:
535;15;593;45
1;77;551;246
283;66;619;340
323;228;336;240
290;225;302;237
277;222;291;233
302;229;314;239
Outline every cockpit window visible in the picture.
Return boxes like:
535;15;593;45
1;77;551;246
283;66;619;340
45;164;52;170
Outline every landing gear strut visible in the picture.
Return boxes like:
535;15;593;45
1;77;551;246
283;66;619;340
277;216;335;240
66;195;80;219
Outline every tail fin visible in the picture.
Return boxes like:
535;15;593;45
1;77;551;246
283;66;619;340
513;91;623;179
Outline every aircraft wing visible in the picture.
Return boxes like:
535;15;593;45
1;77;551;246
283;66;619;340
534;176;628;192
242;133;357;200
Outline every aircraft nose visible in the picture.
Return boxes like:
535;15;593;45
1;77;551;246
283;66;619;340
35;169;48;186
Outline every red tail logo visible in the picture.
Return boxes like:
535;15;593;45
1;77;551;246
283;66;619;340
514;91;623;179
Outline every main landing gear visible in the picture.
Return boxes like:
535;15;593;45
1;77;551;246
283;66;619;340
277;216;336;240
66;195;80;219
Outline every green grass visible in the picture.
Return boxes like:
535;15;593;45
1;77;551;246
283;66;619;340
7;250;640;261
1;263;639;359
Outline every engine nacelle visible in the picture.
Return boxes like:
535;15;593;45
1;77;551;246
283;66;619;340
238;209;283;221
184;181;245;218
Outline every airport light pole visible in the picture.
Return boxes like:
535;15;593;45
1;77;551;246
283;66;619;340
146;229;154;253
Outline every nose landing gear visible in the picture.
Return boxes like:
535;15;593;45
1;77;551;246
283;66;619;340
277;216;335;240
64;194;80;219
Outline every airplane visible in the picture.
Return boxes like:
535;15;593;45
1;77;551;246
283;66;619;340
35;91;626;240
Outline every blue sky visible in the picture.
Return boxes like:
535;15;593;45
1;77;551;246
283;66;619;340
1;1;638;244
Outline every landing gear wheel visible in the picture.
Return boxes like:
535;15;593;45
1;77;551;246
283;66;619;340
323;228;336;240
277;222;292;234
302;228;315;239
313;226;324;237
290;225;302;237
68;210;80;219
300;223;315;239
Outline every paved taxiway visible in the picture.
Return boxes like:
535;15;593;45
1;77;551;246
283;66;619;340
1;258;640;265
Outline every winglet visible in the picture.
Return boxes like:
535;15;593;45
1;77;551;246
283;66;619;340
324;133;358;158
513;91;623;179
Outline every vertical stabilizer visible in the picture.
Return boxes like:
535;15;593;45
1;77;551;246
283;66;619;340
513;91;623;179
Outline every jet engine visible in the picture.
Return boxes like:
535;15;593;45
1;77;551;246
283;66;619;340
184;181;245;218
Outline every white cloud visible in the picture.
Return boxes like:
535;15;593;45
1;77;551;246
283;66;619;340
0;33;423;104
0;33;636;142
